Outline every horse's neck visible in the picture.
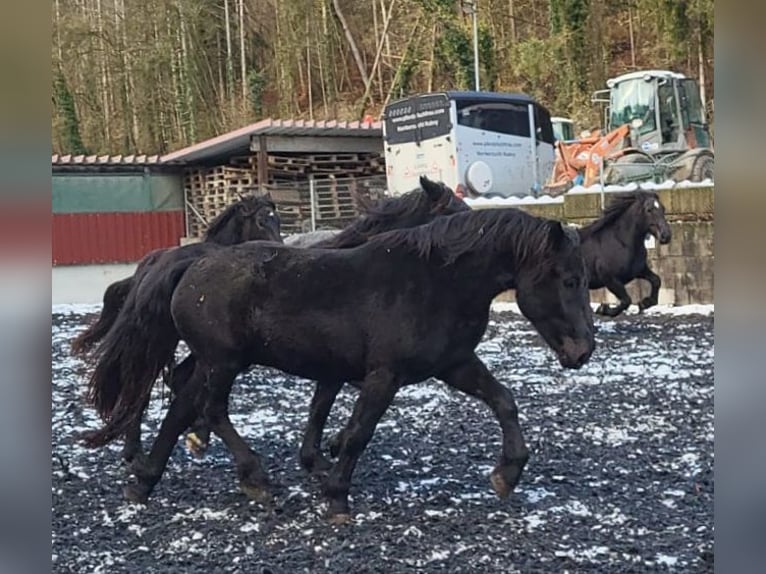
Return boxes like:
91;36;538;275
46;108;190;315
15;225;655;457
435;248;520;305
205;223;240;245
584;209;646;251
612;211;648;250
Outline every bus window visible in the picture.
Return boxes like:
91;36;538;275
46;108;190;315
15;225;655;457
535;105;555;145
456;100;531;138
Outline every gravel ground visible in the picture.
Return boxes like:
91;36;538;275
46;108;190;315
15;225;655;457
52;304;714;573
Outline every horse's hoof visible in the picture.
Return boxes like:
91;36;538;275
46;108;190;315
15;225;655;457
490;463;525;499
327;512;353;526
185;432;208;458
595;304;608;316
490;471;512;499
240;482;273;505
123;483;150;505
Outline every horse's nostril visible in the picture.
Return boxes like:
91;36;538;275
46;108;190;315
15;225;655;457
576;349;591;368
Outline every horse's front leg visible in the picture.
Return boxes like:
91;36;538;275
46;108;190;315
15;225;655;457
636;266;662;312
299;379;344;474
439;353;529;498
322;370;399;523
596;278;632;317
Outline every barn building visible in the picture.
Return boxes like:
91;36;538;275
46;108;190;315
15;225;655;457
52;118;384;303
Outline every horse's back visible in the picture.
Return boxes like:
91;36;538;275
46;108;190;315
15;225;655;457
284;229;340;248
170;241;476;380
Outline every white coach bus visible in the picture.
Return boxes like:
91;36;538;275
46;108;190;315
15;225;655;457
382;91;556;198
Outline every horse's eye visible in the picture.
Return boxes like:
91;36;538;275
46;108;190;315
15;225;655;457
564;277;578;289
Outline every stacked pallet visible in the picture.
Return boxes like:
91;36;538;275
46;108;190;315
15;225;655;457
264;176;386;235
183;151;386;237
184;166;257;237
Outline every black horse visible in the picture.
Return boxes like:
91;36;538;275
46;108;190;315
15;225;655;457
85;177;469;464
578;190;672;317
179;177;469;456
84;206;594;523
70;194;283;357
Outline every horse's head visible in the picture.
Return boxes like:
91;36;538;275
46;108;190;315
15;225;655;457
515;221;595;369
640;193;672;244
237;194;283;243
419;175;470;217
345;177;468;245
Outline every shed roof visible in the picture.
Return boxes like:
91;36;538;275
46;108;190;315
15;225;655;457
160;117;383;164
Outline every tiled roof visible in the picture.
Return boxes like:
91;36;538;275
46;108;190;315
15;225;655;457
52;154;164;166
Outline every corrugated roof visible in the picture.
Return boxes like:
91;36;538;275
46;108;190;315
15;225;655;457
160;117;383;164
52;154;164;166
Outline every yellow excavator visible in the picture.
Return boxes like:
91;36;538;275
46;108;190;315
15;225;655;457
545;70;714;192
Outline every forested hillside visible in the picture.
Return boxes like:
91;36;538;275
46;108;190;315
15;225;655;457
52;0;714;155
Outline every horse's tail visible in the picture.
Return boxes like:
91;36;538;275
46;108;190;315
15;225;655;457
70;277;133;357
82;257;196;448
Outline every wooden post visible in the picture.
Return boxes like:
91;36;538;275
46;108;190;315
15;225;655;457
257;135;268;194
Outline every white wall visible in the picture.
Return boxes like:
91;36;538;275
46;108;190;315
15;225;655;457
52;264;138;306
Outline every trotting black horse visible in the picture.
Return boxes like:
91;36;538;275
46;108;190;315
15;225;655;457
578;190;672;317
84;206;594;523
70;194;283;357
179;177;469;456
86;177;469;464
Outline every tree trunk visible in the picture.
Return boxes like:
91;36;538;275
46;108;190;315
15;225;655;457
427;22;437;92
224;0;234;107
357;0;396;118
238;0;247;105
331;0;370;87
628;6;636;68
508;0;517;44
697;16;706;116
306;15;314;120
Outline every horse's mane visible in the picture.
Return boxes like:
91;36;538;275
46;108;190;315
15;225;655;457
203;195;275;244
315;186;442;249
370;208;562;271
579;191;657;238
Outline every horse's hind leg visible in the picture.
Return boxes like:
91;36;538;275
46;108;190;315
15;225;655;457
121;394;150;464
322;370;399;523
439;353;529;499
637;266;662;312
203;364;272;504
123;368;204;504
596;278;632;317
162;355;211;458
299;380;344;474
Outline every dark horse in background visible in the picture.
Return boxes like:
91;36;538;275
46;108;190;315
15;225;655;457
83;177;469;465
84;206;595;523
70;194;283;357
578;190;672;317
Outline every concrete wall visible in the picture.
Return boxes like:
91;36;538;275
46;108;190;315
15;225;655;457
50;187;713;307
487;186;714;306
52;263;138;305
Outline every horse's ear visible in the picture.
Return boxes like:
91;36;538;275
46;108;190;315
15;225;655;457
419;175;444;201
548;220;567;249
262;191;273;202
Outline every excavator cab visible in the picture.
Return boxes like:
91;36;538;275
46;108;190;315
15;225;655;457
605;71;712;155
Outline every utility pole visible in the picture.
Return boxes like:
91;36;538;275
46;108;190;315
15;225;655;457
461;0;480;91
